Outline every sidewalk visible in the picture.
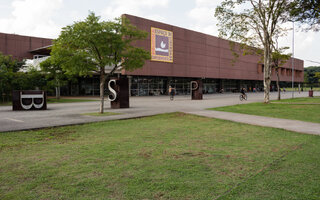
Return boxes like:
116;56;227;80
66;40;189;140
1;91;319;134
186;110;320;135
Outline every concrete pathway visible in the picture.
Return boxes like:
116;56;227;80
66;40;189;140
187;110;320;135
0;91;319;135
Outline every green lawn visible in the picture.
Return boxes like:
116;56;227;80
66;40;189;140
210;97;320;123
221;138;320;200
1;113;319;199
274;96;320;103
0;101;11;106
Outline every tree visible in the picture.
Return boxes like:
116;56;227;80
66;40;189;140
40;57;71;100
0;52;47;103
314;72;320;83
271;48;291;100
304;66;320;84
50;12;150;113
290;0;320;30
215;0;291;103
23;67;47;90
0;52;25;102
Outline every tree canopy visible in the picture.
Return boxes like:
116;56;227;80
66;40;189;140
0;52;47;102
290;0;320;31
50;12;150;113
0;52;24;73
304;66;320;84
215;0;292;103
40;57;74;99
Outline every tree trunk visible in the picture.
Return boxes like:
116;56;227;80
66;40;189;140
99;68;106;114
263;43;272;103
276;69;280;100
1;86;4;103
55;87;59;100
55;79;61;100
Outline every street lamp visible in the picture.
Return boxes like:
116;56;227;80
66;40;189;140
292;21;295;98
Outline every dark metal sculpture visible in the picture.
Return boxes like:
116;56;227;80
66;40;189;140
12;90;47;111
191;80;203;100
108;77;129;109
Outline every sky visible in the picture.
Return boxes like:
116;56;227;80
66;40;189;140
0;0;319;67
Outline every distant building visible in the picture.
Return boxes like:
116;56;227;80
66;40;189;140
0;14;304;96
0;32;51;60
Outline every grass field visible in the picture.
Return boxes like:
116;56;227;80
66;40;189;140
211;97;320;123
0;101;11;106
274;96;320;103
1;113;319;199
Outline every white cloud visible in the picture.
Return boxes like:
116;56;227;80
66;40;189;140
101;0;169;21
188;1;320;67
187;0;223;36
278;23;320;67
292;31;320;67
0;0;63;38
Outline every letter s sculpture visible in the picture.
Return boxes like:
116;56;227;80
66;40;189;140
108;80;117;101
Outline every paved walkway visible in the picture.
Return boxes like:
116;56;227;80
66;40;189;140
187;110;320;135
1;91;319;135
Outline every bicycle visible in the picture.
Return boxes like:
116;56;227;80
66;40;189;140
239;93;247;101
170;93;174;101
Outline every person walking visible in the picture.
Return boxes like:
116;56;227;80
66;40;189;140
169;85;175;100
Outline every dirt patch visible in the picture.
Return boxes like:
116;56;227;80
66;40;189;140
173;151;210;159
0;143;26;152
173;112;187;117
107;182;125;200
154;192;165;199
48;129;76;137
289;105;310;109
139;148;152;159
41;128;77;142
291;145;302;150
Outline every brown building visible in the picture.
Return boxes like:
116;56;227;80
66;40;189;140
0;32;52;60
0;14;303;96
122;14;303;96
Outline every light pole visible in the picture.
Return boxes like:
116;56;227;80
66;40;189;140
292;21;295;98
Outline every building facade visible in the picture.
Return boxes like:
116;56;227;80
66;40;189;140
0;32;51;60
0;14;304;96
121;14;303;96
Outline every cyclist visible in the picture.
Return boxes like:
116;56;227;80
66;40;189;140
240;87;246;99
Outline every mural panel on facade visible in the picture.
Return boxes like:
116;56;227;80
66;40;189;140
151;27;173;63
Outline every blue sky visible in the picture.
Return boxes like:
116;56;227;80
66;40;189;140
0;0;319;67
